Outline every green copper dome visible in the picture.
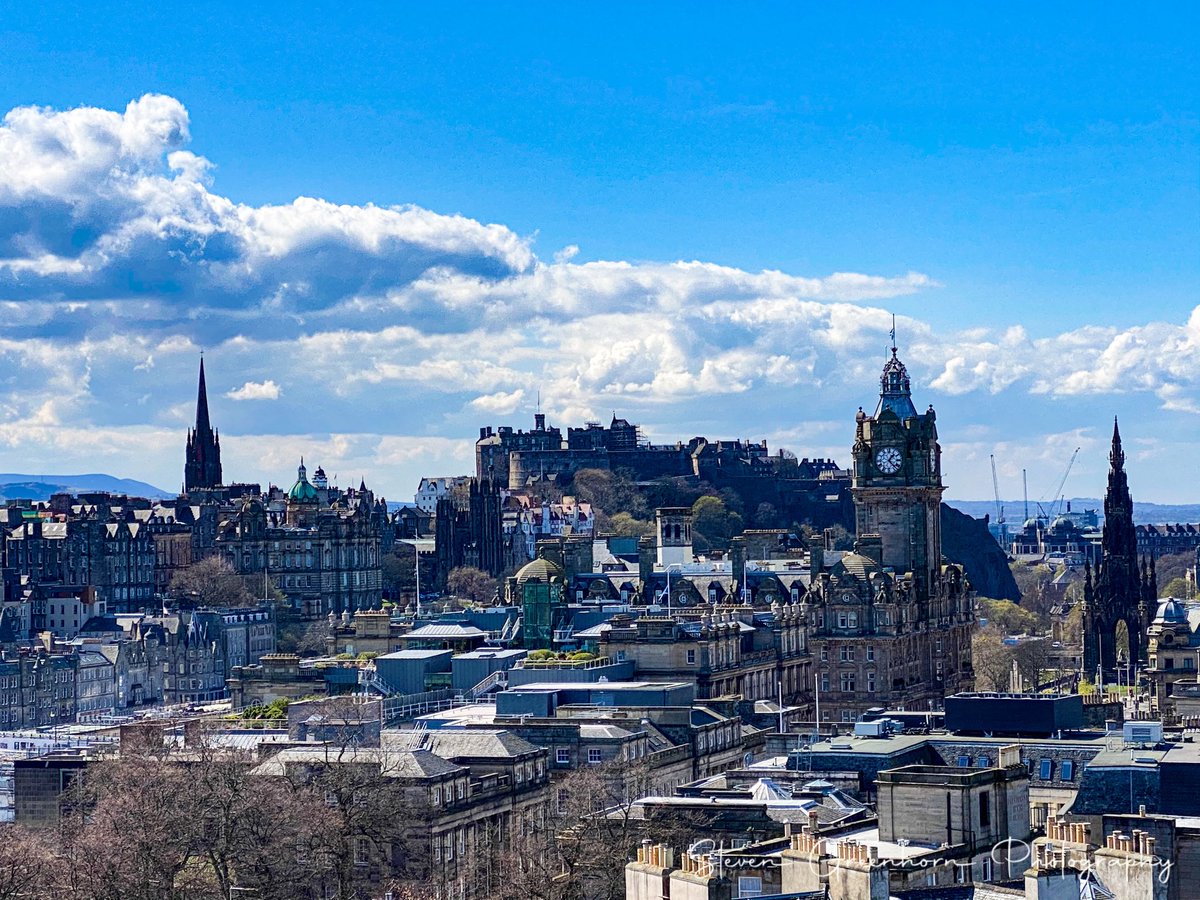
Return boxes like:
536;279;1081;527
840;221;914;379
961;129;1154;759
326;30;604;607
288;460;319;502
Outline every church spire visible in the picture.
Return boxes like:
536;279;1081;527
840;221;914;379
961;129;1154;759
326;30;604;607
196;355;212;436
184;356;223;492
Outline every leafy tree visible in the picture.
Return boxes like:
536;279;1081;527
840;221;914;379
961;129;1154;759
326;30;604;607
1161;576;1192;599
1060;604;1084;647
606;512;653;539
691;496;744;552
1009;561;1057;620
1155;551;1196;586
446;566;497;605
978;597;1041;635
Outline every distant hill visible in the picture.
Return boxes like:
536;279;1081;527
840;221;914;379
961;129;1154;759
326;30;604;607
946;498;1200;526
940;503;1021;602
0;473;173;501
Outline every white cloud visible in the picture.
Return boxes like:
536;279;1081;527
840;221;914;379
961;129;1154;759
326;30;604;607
0;95;1195;502
225;380;281;401
468;389;526;414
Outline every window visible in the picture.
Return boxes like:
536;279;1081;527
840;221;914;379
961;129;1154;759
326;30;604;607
820;647;828;662
587;748;602;764
982;857;994;881
866;672;876;692
820;674;830;692
1166;657;1176;670
737;876;762;898
837;612;848;628
976;757;989;768
866;645;875;662
1061;760;1074;781
848;612;858;628
354;837;369;866
686;649;696;665
557;788;568;815
839;672;856;692
457;780;466;799
957;755;970;768
432;787;441;806
556;748;570;764
1039;759;1054;780
839;646;855;662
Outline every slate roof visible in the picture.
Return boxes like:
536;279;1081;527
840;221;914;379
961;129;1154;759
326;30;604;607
403;624;488;639
252;745;463;779
409;729;542;761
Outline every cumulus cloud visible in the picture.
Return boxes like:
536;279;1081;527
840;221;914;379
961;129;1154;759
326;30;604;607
0;95;1195;501
225;380;281;401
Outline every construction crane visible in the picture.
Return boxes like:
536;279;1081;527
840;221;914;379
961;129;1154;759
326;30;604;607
1050;447;1081;518
990;454;1005;529
1034;447;1081;521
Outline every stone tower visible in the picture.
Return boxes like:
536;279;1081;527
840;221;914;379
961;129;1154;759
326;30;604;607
655;507;693;568
1083;419;1152;674
808;342;975;722
184;357;222;491
849;346;944;598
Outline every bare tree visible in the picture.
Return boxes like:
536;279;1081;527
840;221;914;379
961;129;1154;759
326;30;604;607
447;567;498;605
972;626;1016;692
169;556;255;609
0;825;51;899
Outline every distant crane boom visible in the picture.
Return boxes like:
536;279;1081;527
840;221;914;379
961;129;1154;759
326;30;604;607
990;454;1005;526
1050;447;1081;517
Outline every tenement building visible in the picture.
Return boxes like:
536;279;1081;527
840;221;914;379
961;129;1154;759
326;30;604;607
214;462;385;617
805;345;975;722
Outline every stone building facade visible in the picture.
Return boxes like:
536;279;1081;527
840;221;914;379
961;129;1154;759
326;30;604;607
805;346;975;722
214;464;385;618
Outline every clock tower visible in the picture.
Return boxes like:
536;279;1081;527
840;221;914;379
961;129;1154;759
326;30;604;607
850;346;944;599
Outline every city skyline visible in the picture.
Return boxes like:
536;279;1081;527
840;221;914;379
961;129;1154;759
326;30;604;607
0;5;1196;503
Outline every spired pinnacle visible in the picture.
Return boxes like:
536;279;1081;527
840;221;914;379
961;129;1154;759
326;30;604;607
184;355;223;491
1109;416;1125;470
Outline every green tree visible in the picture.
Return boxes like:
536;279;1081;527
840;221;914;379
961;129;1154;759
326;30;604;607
978;597;1041;635
606;512;654;539
1161;576;1193;599
691;496;744;552
1155;551;1196;586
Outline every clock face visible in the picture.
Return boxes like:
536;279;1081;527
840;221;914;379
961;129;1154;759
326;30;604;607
875;447;903;474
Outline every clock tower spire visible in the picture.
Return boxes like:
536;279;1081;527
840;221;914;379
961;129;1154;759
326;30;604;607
851;344;944;592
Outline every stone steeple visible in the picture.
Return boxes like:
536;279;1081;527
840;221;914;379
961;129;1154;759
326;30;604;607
1083;418;1149;673
184;357;223;491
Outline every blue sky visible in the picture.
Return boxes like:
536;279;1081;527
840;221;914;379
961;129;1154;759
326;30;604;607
0;3;1196;503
